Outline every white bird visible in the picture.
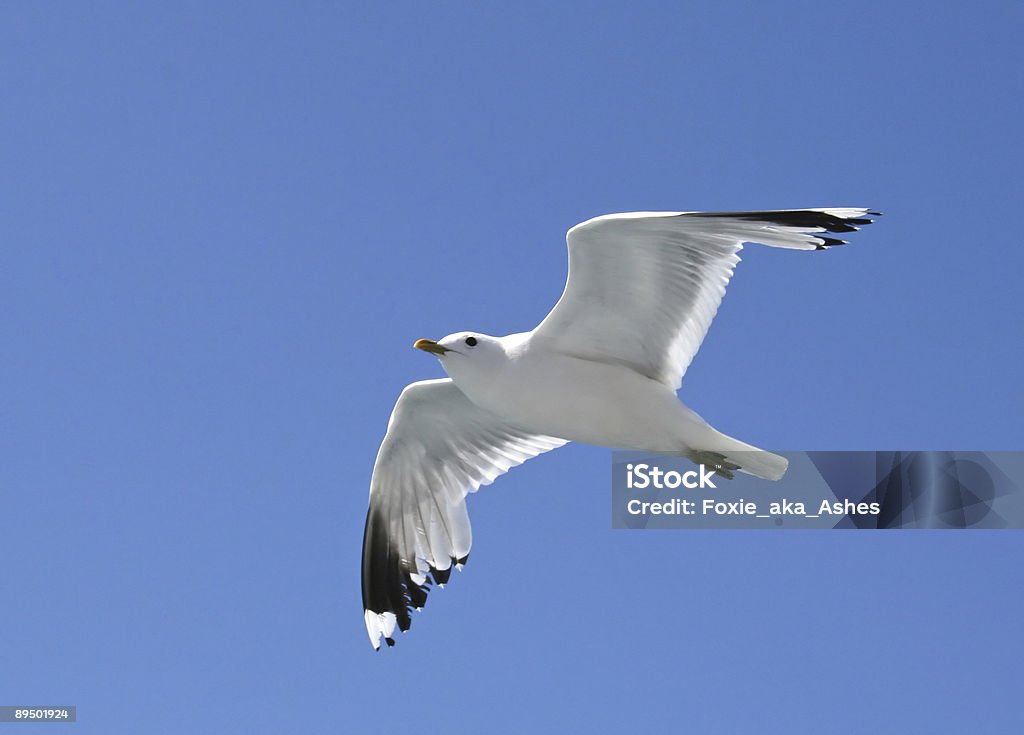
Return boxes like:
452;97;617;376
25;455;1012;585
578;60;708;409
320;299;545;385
362;208;880;649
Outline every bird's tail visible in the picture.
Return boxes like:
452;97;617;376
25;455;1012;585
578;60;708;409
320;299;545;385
683;426;789;481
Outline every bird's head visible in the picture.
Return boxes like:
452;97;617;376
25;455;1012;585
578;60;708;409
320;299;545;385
414;332;507;386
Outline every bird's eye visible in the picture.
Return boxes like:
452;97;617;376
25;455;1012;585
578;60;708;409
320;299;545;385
465;336;478;347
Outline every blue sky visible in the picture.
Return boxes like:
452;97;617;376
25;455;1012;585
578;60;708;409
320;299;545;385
2;2;1022;733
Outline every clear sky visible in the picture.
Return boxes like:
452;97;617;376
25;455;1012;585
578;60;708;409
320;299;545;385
2;2;1022;733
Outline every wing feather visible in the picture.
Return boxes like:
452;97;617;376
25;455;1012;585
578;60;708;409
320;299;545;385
532;208;878;390
361;378;567;649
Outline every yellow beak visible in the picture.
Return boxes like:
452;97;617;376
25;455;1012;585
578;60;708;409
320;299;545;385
414;338;450;355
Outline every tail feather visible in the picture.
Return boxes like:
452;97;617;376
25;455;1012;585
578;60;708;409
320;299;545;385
686;429;789;481
731;447;789;482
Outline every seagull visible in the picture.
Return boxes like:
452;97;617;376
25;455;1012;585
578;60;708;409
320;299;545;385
362;208;880;649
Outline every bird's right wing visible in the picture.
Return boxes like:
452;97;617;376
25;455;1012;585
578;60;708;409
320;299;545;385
362;378;567;649
531;209;879;391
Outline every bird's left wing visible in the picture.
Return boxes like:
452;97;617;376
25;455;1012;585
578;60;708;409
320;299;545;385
531;209;878;391
362;378;567;649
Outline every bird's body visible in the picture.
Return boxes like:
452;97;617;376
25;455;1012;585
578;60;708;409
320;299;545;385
447;331;707;453
507;350;695;451
361;207;881;649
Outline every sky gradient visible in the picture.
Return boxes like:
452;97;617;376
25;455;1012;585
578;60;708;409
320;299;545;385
2;2;1022;733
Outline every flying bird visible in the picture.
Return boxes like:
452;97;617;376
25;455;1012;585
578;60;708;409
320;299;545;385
362;208;880;649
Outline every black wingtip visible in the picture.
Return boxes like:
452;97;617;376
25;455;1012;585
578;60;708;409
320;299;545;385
693;209;877;234
815;236;848;250
363;505;475;649
431;564;453;585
